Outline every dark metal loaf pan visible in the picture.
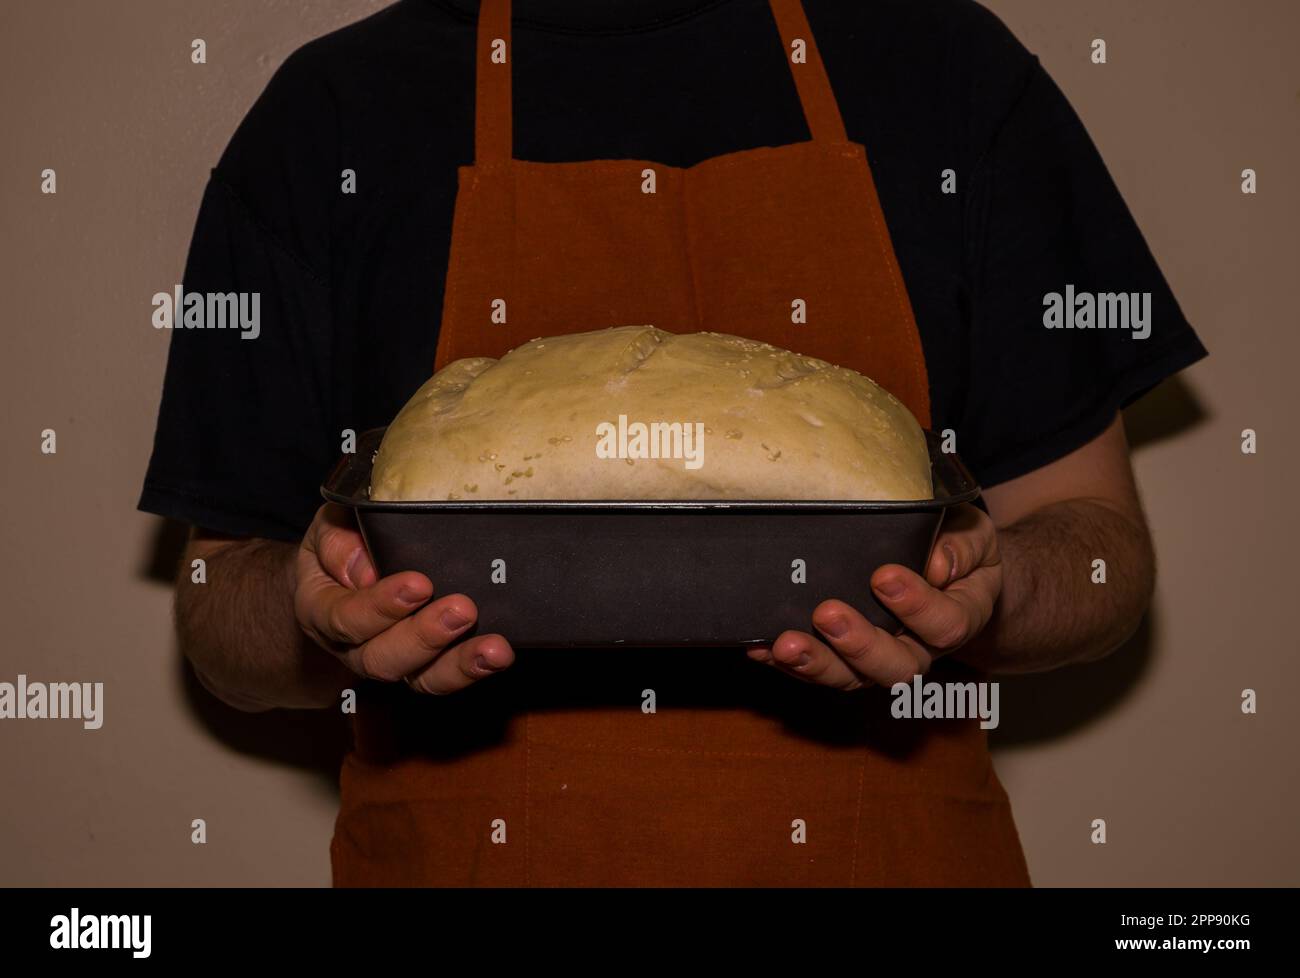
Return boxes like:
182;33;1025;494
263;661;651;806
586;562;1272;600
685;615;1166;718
321;428;980;647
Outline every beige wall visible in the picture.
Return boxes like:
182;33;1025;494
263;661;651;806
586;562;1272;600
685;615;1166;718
0;0;1294;886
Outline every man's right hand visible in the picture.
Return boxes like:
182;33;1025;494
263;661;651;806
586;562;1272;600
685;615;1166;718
294;503;514;694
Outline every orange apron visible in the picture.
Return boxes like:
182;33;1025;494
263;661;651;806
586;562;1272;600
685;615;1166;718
332;0;1031;887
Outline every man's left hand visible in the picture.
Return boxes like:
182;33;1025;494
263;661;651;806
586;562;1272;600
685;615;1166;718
746;503;1001;690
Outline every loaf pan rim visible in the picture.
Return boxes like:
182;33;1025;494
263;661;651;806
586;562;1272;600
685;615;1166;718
321;427;980;513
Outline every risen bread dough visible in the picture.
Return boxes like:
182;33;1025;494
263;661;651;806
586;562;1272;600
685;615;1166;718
371;325;932;502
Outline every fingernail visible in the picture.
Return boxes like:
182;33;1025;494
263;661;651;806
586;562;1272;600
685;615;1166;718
397;585;427;606
875;578;905;600
796;652;811;667
821;616;849;638
944;544;958;584
474;655;492;671
345;548;365;586
441;609;471;630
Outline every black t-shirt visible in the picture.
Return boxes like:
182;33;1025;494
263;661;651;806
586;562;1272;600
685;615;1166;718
138;0;1208;542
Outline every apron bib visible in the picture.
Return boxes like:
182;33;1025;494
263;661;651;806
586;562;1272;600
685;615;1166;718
332;0;1031;887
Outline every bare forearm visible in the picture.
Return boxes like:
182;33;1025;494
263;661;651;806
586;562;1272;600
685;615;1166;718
956;498;1155;674
175;536;352;710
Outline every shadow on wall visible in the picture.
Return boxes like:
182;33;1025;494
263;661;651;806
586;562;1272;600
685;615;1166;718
992;374;1207;748
991;613;1155;749
135;375;1206;766
139;519;347;797
178;664;348;798
1124;374;1207;452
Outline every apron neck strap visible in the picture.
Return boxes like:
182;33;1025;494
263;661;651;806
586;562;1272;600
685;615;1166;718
767;0;848;143
474;0;848;164
475;0;513;164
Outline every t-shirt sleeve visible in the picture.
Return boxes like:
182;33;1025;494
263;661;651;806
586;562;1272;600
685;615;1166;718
138;50;339;543
956;55;1209;488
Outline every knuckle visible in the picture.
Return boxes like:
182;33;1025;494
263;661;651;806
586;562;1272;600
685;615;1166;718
900;635;933;673
895;590;930;621
836;633;874;662
932;616;970;650
315;524;342;557
364;588;402;626
301;514;323;550
405;671;438;696
895;664;922;686
320;531;357;576
325;603;360;647
356;642;399;682
884;659;920;687
978;527;999;562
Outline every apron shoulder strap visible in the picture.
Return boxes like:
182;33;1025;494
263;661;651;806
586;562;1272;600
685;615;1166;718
475;0;513;163
767;0;848;143
473;0;848;164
